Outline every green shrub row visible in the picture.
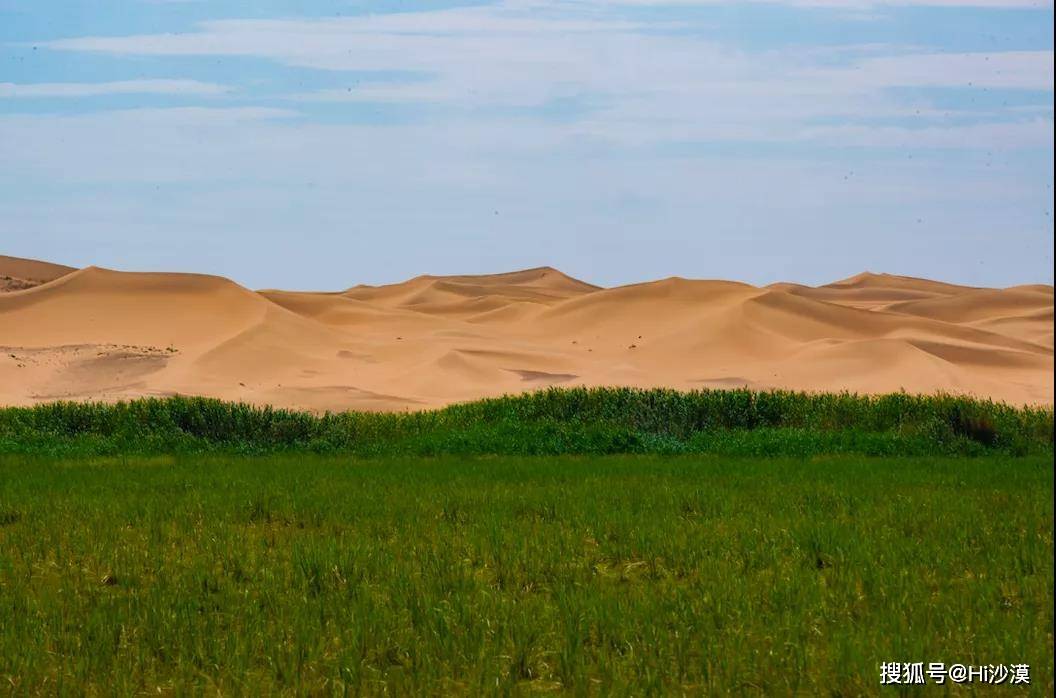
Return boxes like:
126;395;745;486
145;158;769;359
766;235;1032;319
0;388;1051;457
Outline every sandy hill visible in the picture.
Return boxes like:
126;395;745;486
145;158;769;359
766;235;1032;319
340;267;600;318
0;254;76;292
1;255;1051;410
773;271;978;310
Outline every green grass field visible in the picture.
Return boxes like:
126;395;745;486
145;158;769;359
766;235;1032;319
1;453;1052;695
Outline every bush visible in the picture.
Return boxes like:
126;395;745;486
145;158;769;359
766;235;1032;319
0;388;1050;458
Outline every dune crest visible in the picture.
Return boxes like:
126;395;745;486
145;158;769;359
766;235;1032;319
0;254;76;292
1;256;1051;410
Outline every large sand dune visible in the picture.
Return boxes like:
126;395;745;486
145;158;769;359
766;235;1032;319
1;256;1051;410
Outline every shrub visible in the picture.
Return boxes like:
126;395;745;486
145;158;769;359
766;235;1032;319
0;388;1050;457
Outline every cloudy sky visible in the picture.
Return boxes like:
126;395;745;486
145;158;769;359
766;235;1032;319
1;0;1052;289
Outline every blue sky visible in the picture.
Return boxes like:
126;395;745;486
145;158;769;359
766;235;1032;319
1;0;1052;289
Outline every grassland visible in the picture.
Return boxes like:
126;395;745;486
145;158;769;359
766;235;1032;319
1;389;1052;694
0;388;1052;457
0;453;1052;695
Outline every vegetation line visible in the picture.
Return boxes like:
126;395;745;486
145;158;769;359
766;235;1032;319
1;387;1051;457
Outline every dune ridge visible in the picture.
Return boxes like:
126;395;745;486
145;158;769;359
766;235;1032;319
1;256;1051;410
0;254;76;292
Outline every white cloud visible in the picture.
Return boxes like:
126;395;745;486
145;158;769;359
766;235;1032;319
4;0;1052;287
0;79;230;98
809;51;1056;91
35;4;1054;148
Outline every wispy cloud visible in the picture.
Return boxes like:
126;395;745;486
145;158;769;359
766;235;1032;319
36;3;1054;145
811;51;1055;91
3;0;1052;287
1;79;229;98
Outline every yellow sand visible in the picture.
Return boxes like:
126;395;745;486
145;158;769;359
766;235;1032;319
1;256;1051;411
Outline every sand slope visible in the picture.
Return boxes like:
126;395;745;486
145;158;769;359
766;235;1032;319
0;254;76;292
1;258;1051;410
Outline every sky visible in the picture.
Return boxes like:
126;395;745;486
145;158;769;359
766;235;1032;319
1;0;1053;290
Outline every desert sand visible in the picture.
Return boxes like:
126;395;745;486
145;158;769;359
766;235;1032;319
1;255;1051;411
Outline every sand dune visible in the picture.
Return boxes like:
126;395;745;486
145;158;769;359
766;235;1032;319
0;254;76;292
1;256;1051;410
343;267;598;317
